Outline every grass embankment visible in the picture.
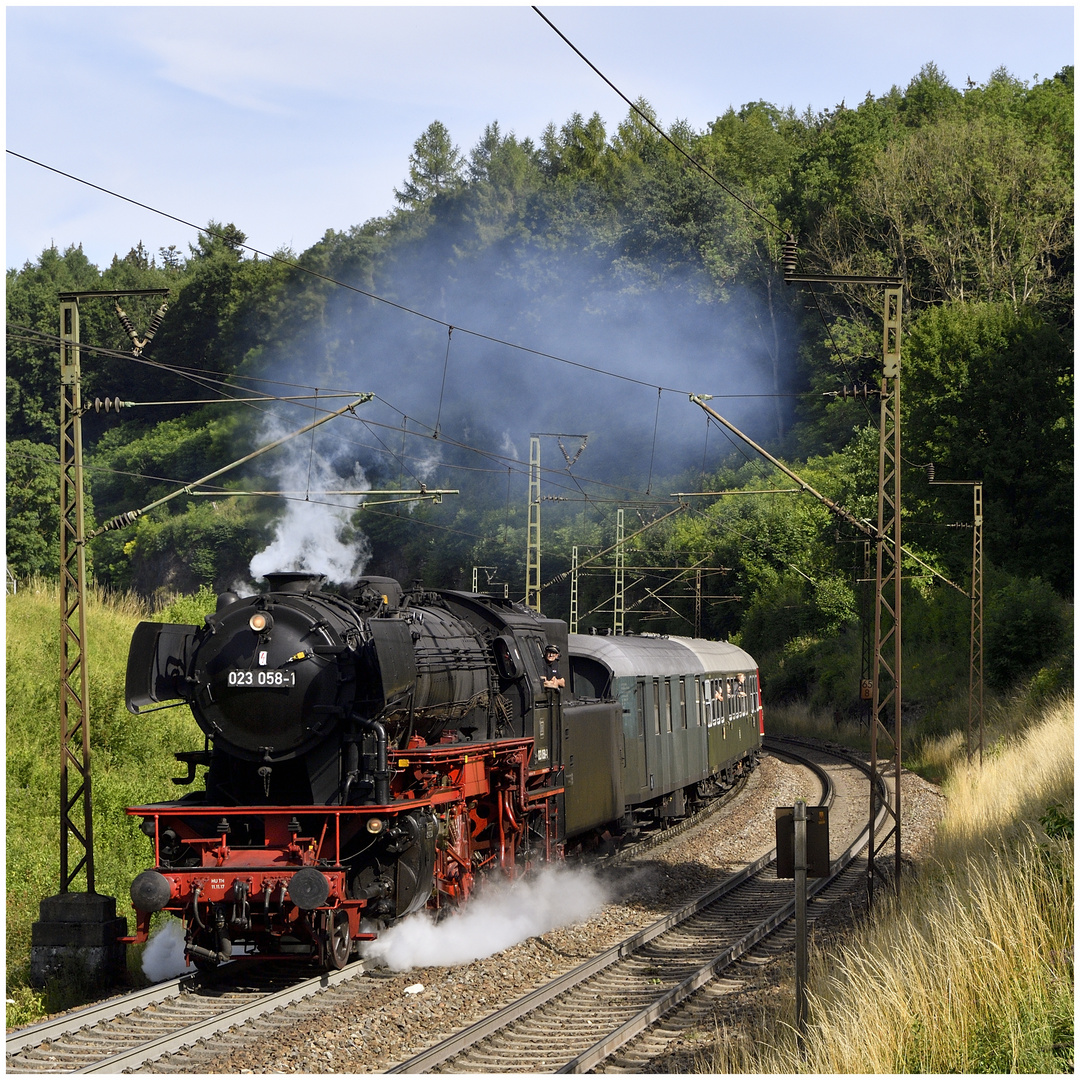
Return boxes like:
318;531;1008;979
704;693;1074;1073
6;580;208;1027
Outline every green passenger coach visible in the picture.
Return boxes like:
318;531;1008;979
565;632;763;837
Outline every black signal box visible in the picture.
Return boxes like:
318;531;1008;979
775;805;830;878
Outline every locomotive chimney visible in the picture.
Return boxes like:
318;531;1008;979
262;571;326;594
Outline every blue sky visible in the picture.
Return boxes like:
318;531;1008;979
6;4;1074;271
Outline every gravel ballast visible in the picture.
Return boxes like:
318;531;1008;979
185;749;945;1075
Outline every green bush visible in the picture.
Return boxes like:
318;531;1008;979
156;583;219;623
739;572;856;661
985;575;1067;689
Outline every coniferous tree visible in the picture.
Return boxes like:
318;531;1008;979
394;121;465;207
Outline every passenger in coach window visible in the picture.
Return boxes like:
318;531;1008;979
542;643;565;689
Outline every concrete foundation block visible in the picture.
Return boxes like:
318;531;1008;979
29;892;128;990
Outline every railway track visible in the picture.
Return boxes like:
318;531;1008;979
6;738;880;1074
386;738;883;1073
4;961;370;1074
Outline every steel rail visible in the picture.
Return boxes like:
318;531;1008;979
6;975;193;1055
386;740;851;1074
76;964;364;1075
558;739;889;1073
6;962;366;1075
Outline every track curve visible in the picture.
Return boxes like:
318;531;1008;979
384;737;883;1073
6;738;883;1074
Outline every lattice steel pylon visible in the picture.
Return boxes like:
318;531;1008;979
56;290;169;894
868;286;903;904
58;298;95;894
526;436;541;611
613;509;625;634
698;246;906;905
858;541;874;729
929;476;985;765
570;546;579;633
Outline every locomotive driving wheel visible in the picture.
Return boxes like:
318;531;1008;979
322;909;352;970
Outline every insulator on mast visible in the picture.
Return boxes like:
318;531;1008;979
782;233;797;278
100;509;142;532
115;302;141;347
839;383;874;400
143;302;169;345
114;299;169;356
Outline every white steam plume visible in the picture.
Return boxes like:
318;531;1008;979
360;865;608;972
412;449;443;482
499;430;520;461
141;918;189;982
249;427;372;584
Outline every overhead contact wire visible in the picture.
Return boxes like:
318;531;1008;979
6;152;801;402
531;6;782;236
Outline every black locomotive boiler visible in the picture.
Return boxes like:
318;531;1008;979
122;572;762;969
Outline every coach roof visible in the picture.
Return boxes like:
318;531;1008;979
568;633;755;679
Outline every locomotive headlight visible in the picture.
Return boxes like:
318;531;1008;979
248;611;273;633
366;817;385;835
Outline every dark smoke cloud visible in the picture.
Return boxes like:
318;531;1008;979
256;231;794;500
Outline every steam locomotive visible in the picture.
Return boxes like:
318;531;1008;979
123;572;762;969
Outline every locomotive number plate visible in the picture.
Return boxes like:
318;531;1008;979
226;669;296;688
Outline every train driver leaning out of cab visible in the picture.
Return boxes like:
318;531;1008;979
542;643;565;689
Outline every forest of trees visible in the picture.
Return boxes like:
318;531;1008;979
7;62;1073;709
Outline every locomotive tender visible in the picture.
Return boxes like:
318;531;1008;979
123;572;762;969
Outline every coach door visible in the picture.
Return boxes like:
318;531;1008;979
652;676;674;797
704;676;729;772
620;679;648;803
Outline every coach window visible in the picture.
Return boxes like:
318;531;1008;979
679;677;688;728
652;678;661;735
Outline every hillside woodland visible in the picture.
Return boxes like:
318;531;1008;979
6;62;1073;711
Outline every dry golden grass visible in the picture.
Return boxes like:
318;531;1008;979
911;724;965;778
11;574;150;619
697;694;1074;1074
931;693;1074;863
